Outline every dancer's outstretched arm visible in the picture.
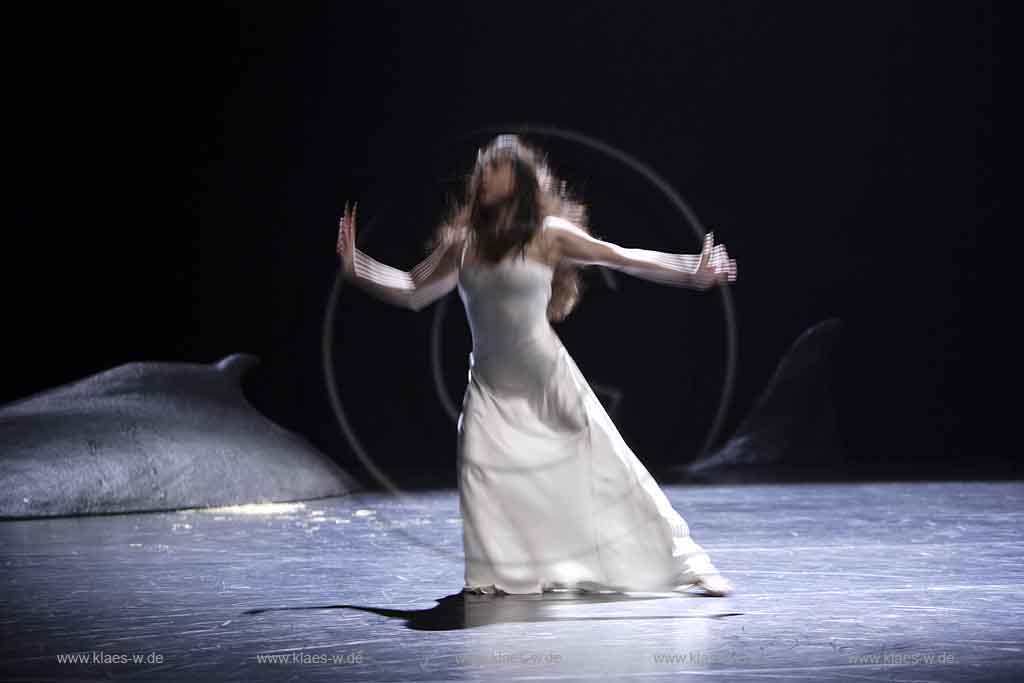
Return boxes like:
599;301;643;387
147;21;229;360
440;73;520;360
336;201;459;311
544;215;737;290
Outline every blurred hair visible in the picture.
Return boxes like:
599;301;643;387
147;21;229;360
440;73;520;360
428;134;593;322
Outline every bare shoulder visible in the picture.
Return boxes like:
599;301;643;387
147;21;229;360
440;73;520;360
419;234;463;273
543;214;586;238
541;215;586;256
542;215;621;267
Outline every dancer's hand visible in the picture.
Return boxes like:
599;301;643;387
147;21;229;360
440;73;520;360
693;231;737;290
336;200;358;280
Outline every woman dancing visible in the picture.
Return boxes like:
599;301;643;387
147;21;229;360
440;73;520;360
335;134;737;597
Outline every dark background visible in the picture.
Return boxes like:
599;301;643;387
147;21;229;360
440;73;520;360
5;2;1001;481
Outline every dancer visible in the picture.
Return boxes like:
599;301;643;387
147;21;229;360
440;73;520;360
336;135;737;596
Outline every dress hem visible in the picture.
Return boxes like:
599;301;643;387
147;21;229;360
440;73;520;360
461;574;719;596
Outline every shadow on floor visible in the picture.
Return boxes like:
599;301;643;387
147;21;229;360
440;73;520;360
242;590;744;631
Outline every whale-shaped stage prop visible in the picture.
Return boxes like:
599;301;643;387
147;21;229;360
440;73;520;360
0;353;360;518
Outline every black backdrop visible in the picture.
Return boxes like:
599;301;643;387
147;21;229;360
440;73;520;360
5;2;1001;479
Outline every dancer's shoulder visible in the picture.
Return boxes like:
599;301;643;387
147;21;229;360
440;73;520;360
542;215;588;245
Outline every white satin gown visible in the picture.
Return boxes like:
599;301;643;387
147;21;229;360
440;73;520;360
455;247;724;595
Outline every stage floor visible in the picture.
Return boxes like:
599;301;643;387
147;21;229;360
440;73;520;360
2;480;1022;681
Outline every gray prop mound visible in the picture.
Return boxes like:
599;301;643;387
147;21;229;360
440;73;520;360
0;354;360;518
682;318;844;480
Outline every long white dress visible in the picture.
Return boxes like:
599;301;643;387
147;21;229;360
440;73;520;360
455;246;724;595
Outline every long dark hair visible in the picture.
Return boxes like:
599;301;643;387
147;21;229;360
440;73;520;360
428;134;593;322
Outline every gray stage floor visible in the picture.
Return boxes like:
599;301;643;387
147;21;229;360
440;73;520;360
2;480;1023;681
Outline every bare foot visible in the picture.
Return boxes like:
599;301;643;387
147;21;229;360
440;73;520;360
695;574;734;597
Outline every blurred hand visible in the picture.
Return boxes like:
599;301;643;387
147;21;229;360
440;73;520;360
336;200;358;279
694;231;737;290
